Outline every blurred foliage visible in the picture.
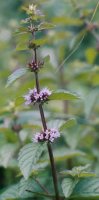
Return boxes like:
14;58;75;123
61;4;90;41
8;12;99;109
0;0;99;199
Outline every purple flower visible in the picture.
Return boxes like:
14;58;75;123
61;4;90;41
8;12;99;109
23;88;52;105
32;128;60;143
28;60;44;72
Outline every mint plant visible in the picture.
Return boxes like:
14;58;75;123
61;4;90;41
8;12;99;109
1;2;99;200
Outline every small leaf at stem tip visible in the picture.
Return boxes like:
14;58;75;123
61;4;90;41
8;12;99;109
49;90;81;101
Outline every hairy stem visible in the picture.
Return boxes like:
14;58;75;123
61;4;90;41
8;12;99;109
34;48;60;200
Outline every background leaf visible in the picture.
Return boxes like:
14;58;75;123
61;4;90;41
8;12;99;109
6;68;27;87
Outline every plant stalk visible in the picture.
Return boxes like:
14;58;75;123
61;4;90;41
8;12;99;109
34;48;60;200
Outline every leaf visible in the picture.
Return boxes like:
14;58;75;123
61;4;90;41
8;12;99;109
52;16;83;26
16;33;30;50
84;89;98;118
53;148;85;162
61;178;78;198
0;144;17;168
15;97;25;106
15;27;28;35
6;68;27;87
49;90;80;101
17;161;48;177
60;164;96;178
85;48;97;64
0;184;19;200
71;178;99;199
19;178;35;198
0;179;35;200
38;22;55;30
31;38;48;46
16;42;29;51
18;143;46;179
59;118;76;131
43;55;50;64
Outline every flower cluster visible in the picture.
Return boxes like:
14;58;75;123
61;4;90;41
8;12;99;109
24;88;52;105
33;128;60;143
28;60;44;72
28;4;44;17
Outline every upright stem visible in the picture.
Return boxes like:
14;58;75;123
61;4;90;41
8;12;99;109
47;142;60;200
34;48;60;200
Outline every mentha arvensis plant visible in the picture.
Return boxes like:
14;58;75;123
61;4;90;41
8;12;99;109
3;2;99;200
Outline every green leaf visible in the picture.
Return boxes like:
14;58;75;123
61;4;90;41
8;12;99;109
0;144;17;168
0;179;35;200
43;55;50;63
54;148;85;162
59;118;76;131
49;90;80;101
60;164;96;178
19;178;35;198
84;89;98;118
6;68;27;87
18;143;46;179
15;97;25;106
15;27;28;35
17;161;48;177
31;38;48;46
16;33;30;50
52;16;83;26
62;178;78;198
16;42;29;51
71;178;99;199
0;184;19;200
38;22;55;30
85;48;97;64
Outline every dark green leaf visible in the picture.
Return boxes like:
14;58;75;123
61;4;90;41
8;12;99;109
71;178;99;199
18;143;46;179
62;178;78;198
